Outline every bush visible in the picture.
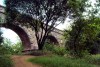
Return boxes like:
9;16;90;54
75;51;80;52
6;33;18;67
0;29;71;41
0;55;13;67
2;38;23;55
0;40;13;67
53;46;67;56
0;45;13;67
43;43;54;52
43;43;67;56
11;42;23;55
0;20;13;67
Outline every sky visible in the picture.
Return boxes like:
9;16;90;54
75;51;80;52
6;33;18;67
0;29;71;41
0;0;5;6
0;0;96;44
1;28;21;44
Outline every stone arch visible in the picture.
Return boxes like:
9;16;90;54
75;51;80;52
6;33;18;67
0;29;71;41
47;35;59;45
1;23;31;50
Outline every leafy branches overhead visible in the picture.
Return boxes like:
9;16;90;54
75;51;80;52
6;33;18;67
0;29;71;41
5;0;89;50
5;0;69;27
5;0;72;50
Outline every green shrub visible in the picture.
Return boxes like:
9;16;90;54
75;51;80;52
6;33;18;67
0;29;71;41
0;55;13;67
74;50;90;58
2;38;23;55
0;42;13;67
0;21;13;67
43;43;54;52
43;43;67;56
53;46;67;56
0;45;13;67
11;42;23;55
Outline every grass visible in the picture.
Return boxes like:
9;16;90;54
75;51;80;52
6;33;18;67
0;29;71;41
28;55;99;67
0;55;13;67
88;54;100;65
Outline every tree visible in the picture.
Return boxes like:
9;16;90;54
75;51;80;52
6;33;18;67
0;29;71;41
64;0;100;57
5;0;74;50
84;18;100;54
64;0;89;57
65;19;89;57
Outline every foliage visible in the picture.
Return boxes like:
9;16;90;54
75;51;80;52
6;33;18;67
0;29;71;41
65;19;88;57
65;17;100;58
83;54;100;66
5;0;70;50
29;55;98;67
0;55;13;67
0;31;13;67
43;43;54;52
64;0;100;58
11;42;23;55
2;38;14;54
53;46;67;56
0;29;3;44
2;38;23;55
43;43;67;56
5;0;89;50
67;0;88;19
83;18;100;54
90;54;100;65
0;30;10;55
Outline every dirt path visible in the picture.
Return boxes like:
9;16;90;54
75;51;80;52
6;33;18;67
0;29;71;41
12;55;42;67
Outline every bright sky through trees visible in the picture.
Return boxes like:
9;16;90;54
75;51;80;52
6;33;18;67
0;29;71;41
1;28;20;44
0;0;5;6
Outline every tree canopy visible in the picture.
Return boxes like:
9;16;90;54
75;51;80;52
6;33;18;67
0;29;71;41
5;0;86;50
64;0;100;57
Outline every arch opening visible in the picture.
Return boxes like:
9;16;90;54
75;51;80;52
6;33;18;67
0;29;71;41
46;35;59;45
0;24;31;51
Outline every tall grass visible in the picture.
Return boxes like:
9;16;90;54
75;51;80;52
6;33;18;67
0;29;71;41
0;55;13;67
84;54;100;65
29;55;98;67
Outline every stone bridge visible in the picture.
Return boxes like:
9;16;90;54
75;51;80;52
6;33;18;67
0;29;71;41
0;5;64;50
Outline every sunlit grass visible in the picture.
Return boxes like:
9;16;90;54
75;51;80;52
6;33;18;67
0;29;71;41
28;55;98;67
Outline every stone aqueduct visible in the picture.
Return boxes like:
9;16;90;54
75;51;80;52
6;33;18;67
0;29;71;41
0;5;64;50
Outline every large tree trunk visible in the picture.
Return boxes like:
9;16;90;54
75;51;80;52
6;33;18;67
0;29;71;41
38;41;45;50
38;43;44;50
37;36;47;50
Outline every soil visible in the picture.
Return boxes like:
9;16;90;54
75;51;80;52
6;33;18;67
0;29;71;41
12;55;42;67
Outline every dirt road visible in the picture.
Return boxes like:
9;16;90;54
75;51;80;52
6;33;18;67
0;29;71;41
12;55;41;67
